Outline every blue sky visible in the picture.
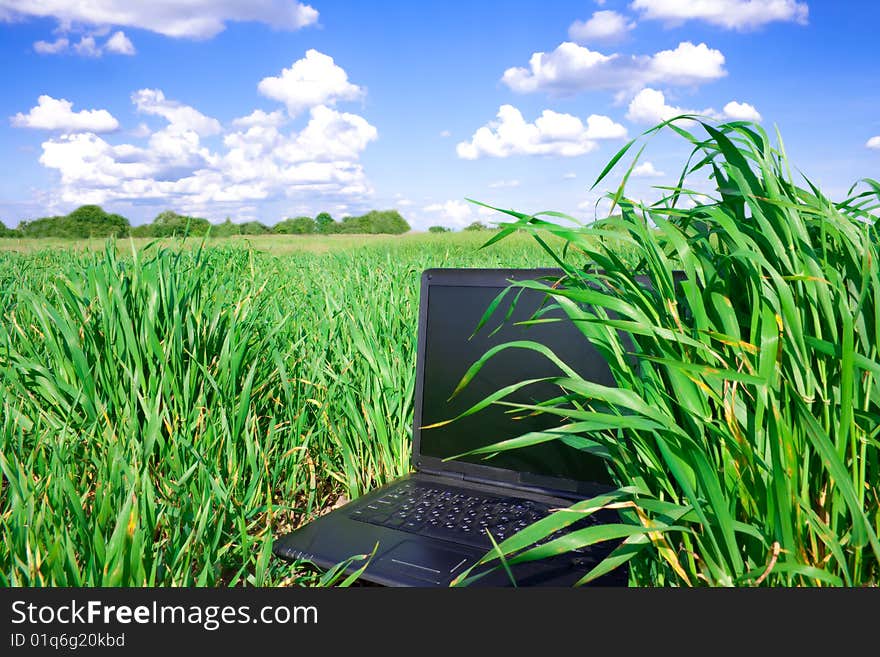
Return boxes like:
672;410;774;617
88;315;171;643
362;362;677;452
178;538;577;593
0;1;878;230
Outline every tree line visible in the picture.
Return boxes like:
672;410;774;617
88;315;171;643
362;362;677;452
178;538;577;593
0;206;415;239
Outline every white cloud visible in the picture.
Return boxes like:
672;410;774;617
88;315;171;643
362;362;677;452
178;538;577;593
132;89;221;135
503;41;725;95
0;1;319;39
232;109;287;128
488;179;521;188
423;200;476;229
649;42;728;85
563;172;577;179
33;29;136;56
11;95;119;132
105;30;135;55
569;10;636;43
34;78;378;215
73;35;100;57
130;122;151;138
722;100;762;121
867;136;880;150
440;129;452;138
25;55;375;214
626;87;699;123
273;105;378;164
631;0;808;30
632;161;664;177
258;50;364;118
457;105;626;160
33;36;68;53
626;88;762;124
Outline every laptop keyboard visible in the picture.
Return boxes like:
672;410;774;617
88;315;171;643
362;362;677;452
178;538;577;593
349;481;600;552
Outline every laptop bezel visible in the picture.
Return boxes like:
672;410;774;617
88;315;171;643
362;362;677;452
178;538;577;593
411;267;617;498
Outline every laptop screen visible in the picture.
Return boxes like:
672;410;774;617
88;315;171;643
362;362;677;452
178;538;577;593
417;273;614;487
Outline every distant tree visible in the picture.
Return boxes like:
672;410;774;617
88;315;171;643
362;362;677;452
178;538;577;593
364;209;410;234
337;215;370;234
129;224;154;238
210;217;240;237
336;210;410;234
463;221;488;231
315;212;337;234
0;220;17;237
18;205;129;238
148;210;211;237
275;216;316;234
428;225;450;233
239;221;271;235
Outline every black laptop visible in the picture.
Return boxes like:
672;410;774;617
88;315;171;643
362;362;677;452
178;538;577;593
273;268;626;586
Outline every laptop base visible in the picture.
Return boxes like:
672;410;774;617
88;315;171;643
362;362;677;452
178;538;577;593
273;473;627;587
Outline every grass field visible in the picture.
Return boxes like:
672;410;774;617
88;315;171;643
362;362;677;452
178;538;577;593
0;230;561;586
0;231;533;256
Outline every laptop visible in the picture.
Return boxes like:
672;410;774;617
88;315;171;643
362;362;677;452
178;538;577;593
273;268;626;586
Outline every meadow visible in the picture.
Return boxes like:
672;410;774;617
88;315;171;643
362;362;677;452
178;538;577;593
0;231;559;585
2;119;878;587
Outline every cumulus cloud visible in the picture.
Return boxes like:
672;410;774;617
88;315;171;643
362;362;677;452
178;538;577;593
422;200;477;229
29;55;376;213
626;87;701;123
257;50;364;117
867;136;880;150
72;35;101;57
11;95;119;132
722;100;762;121
132;89;222;135
105;30;135;55
457;105;626;159
232;109;287;128
569;10;636;43
0;0;319;39
631;0;809;30
626;88;762;124
632;161;664;177
502;41;726;95
439;129;452;138
130;122;151;138
33;29;135;56
33;36;68;53
39;101;377;211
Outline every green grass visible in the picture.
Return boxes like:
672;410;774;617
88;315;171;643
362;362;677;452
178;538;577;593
0;230;533;256
448;119;880;586
0;232;556;585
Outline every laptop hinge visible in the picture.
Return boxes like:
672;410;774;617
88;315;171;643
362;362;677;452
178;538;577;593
417;466;465;480
417;467;578;499
460;472;579;500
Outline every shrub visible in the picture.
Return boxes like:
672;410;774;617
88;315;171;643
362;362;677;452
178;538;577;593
463;221;488;231
239;221;272;235
275;216;316;234
428;226;451;233
209;218;240;237
150;210;211;237
17;205;130;238
337;210;410;234
0;221;17;238
315;212;337;234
